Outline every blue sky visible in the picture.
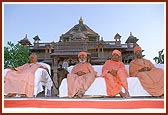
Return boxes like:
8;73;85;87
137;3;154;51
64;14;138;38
3;2;165;63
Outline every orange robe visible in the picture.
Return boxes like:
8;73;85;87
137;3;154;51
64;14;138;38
102;60;129;96
129;58;164;96
67;62;96;97
4;63;45;97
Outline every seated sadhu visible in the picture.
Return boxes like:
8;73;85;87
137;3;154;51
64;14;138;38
101;49;130;98
67;51;97;98
4;53;49;97
129;45;164;97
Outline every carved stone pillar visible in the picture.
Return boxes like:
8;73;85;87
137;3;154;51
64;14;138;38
98;46;104;58
51;57;59;96
98;47;100;58
101;47;104;58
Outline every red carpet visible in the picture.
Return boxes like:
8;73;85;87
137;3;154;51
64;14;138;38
4;98;164;109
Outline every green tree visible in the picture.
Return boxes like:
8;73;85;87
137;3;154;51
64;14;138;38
4;41;31;68
153;49;164;64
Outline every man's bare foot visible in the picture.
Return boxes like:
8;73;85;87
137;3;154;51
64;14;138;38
160;94;164;98
6;93;17;97
119;91;130;98
125;91;131;98
119;91;125;97
19;94;27;98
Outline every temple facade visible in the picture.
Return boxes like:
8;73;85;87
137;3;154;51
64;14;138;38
19;17;140;95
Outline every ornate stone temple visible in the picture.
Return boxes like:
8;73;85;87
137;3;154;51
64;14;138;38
19;17;140;95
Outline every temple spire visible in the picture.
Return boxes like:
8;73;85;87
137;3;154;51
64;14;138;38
25;34;27;38
130;32;133;36
79;17;83;24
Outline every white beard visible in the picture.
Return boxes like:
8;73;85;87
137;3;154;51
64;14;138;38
79;58;87;63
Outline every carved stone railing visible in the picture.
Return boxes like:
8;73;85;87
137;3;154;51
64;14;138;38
54;42;87;52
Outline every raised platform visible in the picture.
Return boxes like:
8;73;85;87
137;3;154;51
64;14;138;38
3;97;165;113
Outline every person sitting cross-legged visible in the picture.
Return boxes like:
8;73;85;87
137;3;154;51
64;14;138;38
101;49;130;98
67;51;97;98
4;53;49;98
129;45;164;97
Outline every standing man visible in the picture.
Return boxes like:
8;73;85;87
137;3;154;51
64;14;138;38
67;52;97;98
129;45;164;97
102;49;130;98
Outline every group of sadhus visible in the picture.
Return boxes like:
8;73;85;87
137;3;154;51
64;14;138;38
4;45;164;98
67;45;164;98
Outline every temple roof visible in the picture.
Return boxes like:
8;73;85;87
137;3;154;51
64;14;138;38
18;34;32;45
114;33;121;40
63;17;99;36
33;35;41;41
72;29;88;40
125;32;139;43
